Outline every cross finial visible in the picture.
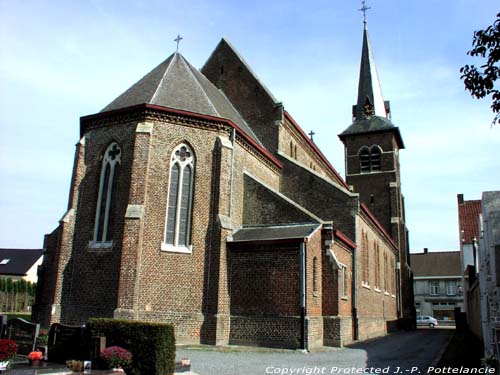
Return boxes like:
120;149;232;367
308;130;315;142
174;34;183;52
358;0;371;25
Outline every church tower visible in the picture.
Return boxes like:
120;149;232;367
338;22;414;323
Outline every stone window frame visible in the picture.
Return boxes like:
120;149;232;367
361;231;370;287
339;262;348;300
89;142;121;249
161;143;195;254
358;145;382;173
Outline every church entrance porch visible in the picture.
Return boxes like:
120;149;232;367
227;223;322;349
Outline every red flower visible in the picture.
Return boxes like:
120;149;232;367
0;340;18;361
28;351;43;361
100;346;132;369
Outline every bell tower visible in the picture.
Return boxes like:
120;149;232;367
338;21;414;324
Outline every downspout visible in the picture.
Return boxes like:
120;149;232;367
229;128;236;218
300;241;307;350
352;239;359;341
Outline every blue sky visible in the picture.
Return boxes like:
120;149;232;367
0;0;499;252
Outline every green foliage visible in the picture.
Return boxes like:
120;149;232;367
87;318;176;375
460;12;500;126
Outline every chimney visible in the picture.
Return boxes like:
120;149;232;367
423;248;428;254
457;194;464;205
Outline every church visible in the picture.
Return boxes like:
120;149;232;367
33;23;414;349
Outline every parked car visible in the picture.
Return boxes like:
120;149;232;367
416;315;438;328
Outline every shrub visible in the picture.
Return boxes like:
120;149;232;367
100;346;132;369
87;318;175;375
0;339;18;361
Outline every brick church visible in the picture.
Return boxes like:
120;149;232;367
33;24;414;349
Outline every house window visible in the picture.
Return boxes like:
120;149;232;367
359;145;382;173
0;259;10;265
162;144;195;252
93;142;121;245
374;240;380;288
362;231;369;284
446;281;457;296
340;265;348;299
429;281;439;296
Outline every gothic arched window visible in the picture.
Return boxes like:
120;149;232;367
359;145;382;173
163;144;195;252
93;142;121;245
370;146;381;171
313;256;318;293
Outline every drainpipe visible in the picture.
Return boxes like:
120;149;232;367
352;241;359;340
300;241;307;350
229;128;236;218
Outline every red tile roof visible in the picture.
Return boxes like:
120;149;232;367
458;198;482;244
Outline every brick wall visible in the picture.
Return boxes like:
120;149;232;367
228;244;301;348
278;155;358;240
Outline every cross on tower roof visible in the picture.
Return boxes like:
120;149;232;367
308;130;315;142
174;34;183;52
358;0;371;25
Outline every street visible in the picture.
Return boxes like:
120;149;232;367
176;328;454;375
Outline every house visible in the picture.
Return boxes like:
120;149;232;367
0;249;44;283
477;191;500;359
33;23;413;349
457;193;482;338
411;249;463;322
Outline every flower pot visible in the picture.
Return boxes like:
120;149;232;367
112;368;124;373
30;359;41;367
0;360;9;371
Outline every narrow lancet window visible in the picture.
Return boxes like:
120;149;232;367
93;142;121;244
163;144;195;252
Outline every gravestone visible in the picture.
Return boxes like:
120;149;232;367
6;318;40;354
48;323;89;363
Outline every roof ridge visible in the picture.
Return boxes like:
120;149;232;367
204;38;281;105
150;53;177;104
179;54;221;117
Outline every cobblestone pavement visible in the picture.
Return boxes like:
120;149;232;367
176;328;454;375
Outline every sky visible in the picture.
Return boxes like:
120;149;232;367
0;0;499;252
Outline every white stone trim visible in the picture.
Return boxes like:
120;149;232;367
125;205;144;220
136;121;154;133
161;243;192;254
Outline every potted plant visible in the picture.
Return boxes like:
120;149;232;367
0;339;17;371
28;350;44;367
100;346;132;372
36;329;49;360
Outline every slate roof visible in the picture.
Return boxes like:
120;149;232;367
458;198;482;244
102;52;263;147
410;251;461;277
0;249;43;276
354;26;387;120
339;26;405;149
229;223;321;243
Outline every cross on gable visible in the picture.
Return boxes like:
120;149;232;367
108;144;121;160
308;130;315;142
174;34;183;52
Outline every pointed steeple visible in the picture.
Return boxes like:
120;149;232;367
353;24;388;121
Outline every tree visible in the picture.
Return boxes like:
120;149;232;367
460;12;500;126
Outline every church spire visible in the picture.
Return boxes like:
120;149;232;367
353;23;389;121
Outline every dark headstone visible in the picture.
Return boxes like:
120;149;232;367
6;318;40;355
48;323;89;363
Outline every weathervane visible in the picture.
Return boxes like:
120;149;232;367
174;34;183;52
358;0;371;25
